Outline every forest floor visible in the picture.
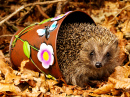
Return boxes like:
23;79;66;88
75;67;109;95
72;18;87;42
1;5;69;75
0;0;130;96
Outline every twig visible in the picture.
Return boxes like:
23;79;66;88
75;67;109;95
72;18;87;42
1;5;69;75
0;5;24;26
42;4;54;13
55;1;63;17
0;0;66;26
36;5;50;19
36;0;50;19
0;5;10;8
16;5;35;25
0;35;13;38
38;4;54;18
0;17;18;33
5;21;18;33
109;5;130;23
61;0;69;12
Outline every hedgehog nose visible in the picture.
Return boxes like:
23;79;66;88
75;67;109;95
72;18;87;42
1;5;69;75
95;62;102;68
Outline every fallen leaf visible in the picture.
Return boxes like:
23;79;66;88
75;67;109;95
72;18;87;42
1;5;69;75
115;31;123;39
93;83;114;94
110;65;130;82
62;85;74;95
0;50;5;59
109;77;130;90
0;83;16;93
20;59;29;72
47;79;58;89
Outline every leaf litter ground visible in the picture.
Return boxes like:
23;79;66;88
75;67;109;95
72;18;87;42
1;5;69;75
0;0;130;97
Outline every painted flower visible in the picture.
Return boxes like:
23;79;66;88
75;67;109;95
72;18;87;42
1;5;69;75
37;43;54;69
51;11;72;21
51;14;65;21
39;18;53;25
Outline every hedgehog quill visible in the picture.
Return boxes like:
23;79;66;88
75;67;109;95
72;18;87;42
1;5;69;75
57;23;121;87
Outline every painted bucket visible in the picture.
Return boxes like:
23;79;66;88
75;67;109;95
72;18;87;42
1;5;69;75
9;10;95;80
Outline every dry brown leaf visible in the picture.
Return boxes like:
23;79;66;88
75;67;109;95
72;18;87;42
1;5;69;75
115;31;124;39
0;83;16;93
89;93;101;96
54;86;64;94
32;78;43;93
111;88;121;96
0;1;130;96
24;92;41;97
89;93;113;97
32;74;48;94
50;86;63;95
20;60;39;81
40;82;48;94
38;74;48;93
101;95;114;97
121;92;130;97
101;16;116;29
119;20;130;34
110;65;130;83
104;1;119;10
28;79;36;87
0;59;13;75
93;83;114;94
0;59;18;83
44;93;67;97
0;50;5;59
73;89;84;95
5;60;39;85
110;26;117;34
109;77;130;90
21;68;39;80
5;72;21;84
0;59;50;96
125;44;130;54
47;79;58;89
62;85;74;95
20;59;29;72
82;90;89;97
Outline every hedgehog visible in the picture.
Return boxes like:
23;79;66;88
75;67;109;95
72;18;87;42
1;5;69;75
56;23;120;87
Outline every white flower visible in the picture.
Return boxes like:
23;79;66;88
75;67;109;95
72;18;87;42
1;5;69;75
51;11;72;21
37;43;54;69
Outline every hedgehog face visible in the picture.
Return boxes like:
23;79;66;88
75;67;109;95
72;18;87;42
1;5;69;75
80;39;119;69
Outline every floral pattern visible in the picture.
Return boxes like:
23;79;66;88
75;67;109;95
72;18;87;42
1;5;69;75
51;11;72;21
36;11;72;68
37;43;54;69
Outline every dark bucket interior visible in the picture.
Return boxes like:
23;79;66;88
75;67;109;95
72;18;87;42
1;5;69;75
56;11;95;73
62;11;95;25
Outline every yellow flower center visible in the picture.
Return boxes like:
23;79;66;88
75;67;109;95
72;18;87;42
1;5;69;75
43;51;49;61
59;14;64;17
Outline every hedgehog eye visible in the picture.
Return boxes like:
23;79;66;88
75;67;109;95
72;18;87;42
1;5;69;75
90;50;94;56
106;52;110;57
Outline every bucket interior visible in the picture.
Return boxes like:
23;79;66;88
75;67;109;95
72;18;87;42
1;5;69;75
56;11;95;73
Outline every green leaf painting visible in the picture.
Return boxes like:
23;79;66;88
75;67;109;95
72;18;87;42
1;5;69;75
39;18;53;25
46;74;56;80
23;41;30;58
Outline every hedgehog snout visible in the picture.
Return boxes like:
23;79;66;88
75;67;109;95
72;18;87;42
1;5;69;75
95;62;102;68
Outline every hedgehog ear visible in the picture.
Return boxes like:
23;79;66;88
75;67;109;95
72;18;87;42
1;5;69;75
111;40;118;49
114;40;118;48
